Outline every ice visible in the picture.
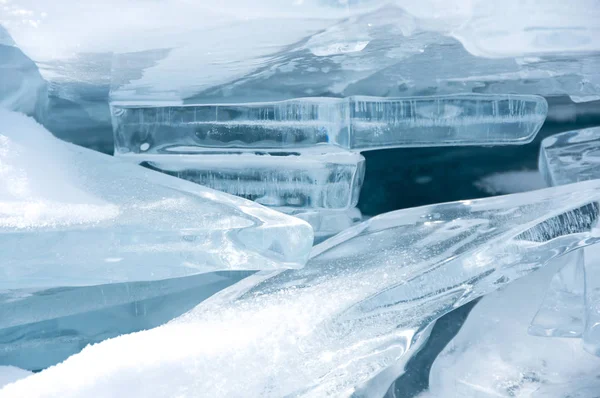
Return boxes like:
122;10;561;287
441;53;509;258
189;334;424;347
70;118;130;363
4;180;600;397
112;95;547;154
136;152;365;209
0;34;46;117
426;255;600;398
0;366;31;389
0;109;312;290
2;2;594;148
0;272;251;370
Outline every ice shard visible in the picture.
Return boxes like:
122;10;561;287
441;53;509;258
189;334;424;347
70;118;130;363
137;152;365;209
534;127;600;356
112;94;547;155
0;272;252;370
4;180;600;397
425;256;600;398
0;109;312;290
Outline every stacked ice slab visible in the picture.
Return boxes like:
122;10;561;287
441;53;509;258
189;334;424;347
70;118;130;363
111;94;547;236
0;109;313;369
534;126;600;356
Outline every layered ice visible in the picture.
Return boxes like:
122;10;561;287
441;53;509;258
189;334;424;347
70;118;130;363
0;272;251;370
4;180;600;397
0;109;312;290
425;255;600;398
138;152;365;209
2;1;596;148
112;95;547;154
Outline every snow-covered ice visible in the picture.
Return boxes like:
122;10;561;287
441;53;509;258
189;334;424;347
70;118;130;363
3;180;600;397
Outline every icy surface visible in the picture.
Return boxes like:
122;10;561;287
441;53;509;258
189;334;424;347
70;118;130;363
137;152;365;209
426;255;600;398
0;366;31;389
0;109;312;289
4;181;600;397
0;272;251;370
112;95;547;154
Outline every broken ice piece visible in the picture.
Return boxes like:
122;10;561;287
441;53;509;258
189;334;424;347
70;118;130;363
536;127;600;355
539;126;600;186
425;254;600;398
111;94;547;155
5;180;600;398
0;109;312;290
138;152;365;209
528;250;585;337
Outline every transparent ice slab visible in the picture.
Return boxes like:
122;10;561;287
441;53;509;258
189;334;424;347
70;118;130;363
0;271;251;370
135;152;365;209
112;94;547;154
425;255;600;398
5;180;600;397
0;109;312;290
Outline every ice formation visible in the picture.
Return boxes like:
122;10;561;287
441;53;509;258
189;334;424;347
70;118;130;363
3;180;600;397
112;95;547;154
535;127;600;356
0;109;312;289
425;255;600;398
